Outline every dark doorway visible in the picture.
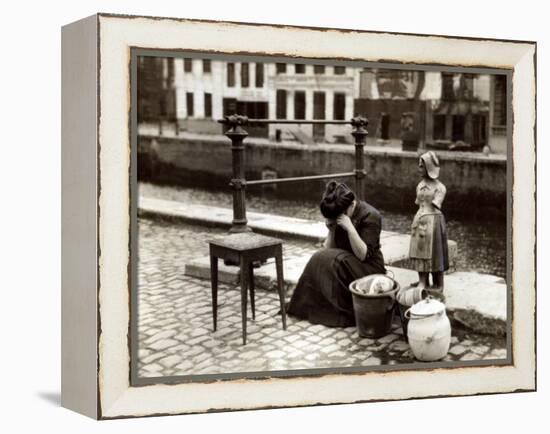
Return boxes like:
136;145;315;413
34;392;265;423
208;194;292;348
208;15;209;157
452;115;466;141
433;114;446;141
472;114;487;147
223;98;268;137
380;113;390;140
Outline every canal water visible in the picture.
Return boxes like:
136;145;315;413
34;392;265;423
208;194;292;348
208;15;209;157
139;182;507;279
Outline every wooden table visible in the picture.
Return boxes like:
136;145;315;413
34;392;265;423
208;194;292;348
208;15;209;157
209;233;287;345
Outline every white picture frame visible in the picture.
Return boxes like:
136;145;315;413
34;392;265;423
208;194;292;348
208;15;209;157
61;13;536;419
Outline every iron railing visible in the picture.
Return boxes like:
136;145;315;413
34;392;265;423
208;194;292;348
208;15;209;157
218;115;369;233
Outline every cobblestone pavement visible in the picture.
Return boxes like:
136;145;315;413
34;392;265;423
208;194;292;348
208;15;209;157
137;218;507;379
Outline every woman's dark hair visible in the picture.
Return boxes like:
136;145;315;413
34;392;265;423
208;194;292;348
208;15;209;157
319;181;355;219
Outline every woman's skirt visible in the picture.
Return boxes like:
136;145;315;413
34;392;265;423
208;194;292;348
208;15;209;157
286;248;385;327
409;213;449;272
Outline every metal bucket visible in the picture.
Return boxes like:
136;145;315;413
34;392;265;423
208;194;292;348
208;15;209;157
349;273;400;338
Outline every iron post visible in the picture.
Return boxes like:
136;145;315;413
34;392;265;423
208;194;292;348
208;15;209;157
224;115;252;233
351;116;368;201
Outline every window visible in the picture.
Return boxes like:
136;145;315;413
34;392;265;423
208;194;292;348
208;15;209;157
276;63;286;74
184;58;193;73
472;114;487;145
333;92;346;120
294;91;306;120
462;73;474;99
493;75;507;127
241;62;249;88
227;63;235;87
380;113;390;140
276;89;287;119
186;92;194;117
295;64;305;74
313;92;325;120
442;72;454;100
202;59;211;73
166;57;175;87
334;66;346;75
314;65;325;74
433;114;446;140
313;92;326;139
204;93;212;118
255;63;264;88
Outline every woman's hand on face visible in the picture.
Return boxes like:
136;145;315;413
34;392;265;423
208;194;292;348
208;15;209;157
336;214;354;232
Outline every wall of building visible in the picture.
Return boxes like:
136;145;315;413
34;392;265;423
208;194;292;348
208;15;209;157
140;56;508;154
138;134;507;220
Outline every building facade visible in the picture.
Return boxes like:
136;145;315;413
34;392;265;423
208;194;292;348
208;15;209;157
137;56;507;153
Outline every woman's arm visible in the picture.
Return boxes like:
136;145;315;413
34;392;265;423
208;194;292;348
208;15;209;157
336;215;367;260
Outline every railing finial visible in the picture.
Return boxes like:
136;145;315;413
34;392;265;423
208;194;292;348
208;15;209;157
351;116;369;132
220;114;249;133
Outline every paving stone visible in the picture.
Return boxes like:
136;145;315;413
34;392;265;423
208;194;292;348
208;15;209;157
189;327;209;338
449;345;467;356
158;354;182;368
144;329;177;344
470;345;490;355
139;349;152;358
361;356;380;366
336;338;353;347
358;338;375;346
488;348;508;359
389;340;410;352
459;352;482;361
192;353;211;364
319;328;335;338
378;334;400;344
328;351;348;359
321;344;341;354
239;350;262;360
319;337;336;346
265;350;286;359
167;343;191;354
187;335;210;345
141;352;165;364
148;338;179;351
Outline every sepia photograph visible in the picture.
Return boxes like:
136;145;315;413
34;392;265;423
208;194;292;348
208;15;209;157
131;52;511;383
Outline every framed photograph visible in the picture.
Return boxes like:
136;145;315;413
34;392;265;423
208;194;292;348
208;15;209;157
61;13;536;419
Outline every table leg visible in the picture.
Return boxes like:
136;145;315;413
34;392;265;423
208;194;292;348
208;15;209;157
210;253;218;332
248;262;255;320
275;250;287;330
240;257;248;345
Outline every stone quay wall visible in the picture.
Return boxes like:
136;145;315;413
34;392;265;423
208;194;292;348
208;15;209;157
138;133;507;220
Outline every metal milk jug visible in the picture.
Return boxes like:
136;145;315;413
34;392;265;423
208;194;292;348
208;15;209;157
405;297;451;361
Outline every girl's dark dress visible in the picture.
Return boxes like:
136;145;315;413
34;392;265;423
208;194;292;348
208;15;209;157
287;200;386;327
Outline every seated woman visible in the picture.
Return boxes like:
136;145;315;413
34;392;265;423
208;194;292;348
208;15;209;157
286;182;386;327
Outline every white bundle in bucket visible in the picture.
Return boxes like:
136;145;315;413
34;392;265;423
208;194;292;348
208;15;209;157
351;275;394;296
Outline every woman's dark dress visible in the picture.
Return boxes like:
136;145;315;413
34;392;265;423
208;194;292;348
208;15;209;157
286;201;386;327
